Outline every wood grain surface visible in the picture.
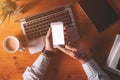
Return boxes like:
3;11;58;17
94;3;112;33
0;0;120;80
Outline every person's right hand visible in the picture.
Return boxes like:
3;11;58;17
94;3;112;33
57;42;91;64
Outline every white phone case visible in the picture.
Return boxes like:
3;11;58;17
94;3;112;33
51;22;65;48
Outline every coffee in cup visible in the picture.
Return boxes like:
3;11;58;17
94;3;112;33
3;36;25;53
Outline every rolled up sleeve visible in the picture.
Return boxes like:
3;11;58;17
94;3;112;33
82;59;111;80
23;54;51;80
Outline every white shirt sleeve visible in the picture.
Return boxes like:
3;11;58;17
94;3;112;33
22;54;51;80
82;59;111;80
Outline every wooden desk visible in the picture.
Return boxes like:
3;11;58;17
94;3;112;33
0;0;120;80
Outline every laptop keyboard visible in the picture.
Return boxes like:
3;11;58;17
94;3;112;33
22;6;74;41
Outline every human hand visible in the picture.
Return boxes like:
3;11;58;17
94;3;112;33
45;26;67;52
45;28;54;52
57;42;90;64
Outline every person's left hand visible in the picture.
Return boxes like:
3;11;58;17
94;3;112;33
45;28;55;52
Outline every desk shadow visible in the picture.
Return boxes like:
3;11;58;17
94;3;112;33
22;0;41;13
44;51;64;80
89;20;120;67
89;35;113;66
44;51;86;80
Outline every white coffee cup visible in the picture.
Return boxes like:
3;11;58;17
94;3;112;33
3;36;25;53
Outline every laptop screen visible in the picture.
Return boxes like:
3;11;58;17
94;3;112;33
116;58;120;70
79;0;119;32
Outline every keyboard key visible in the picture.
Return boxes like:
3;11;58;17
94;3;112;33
23;8;74;41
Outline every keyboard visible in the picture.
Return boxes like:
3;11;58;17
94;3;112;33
21;5;74;41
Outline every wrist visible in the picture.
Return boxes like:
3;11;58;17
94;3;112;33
78;58;91;64
42;50;54;57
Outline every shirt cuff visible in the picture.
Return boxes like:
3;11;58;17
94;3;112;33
82;59;103;78
32;54;51;69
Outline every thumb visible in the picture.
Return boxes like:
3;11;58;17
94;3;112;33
57;45;70;54
57;45;74;57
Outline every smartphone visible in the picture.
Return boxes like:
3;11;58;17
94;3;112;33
51;22;65;48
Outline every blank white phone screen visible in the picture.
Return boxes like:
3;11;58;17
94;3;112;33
51;22;65;48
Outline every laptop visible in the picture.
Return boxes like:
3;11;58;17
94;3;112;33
105;34;120;75
20;5;80;54
79;0;119;32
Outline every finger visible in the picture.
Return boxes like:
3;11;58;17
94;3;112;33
64;26;69;44
45;28;53;50
64;26;66;32
67;42;79;49
65;44;77;52
57;45;69;53
45;28;52;44
58;45;75;57
46;28;52;39
66;42;75;48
